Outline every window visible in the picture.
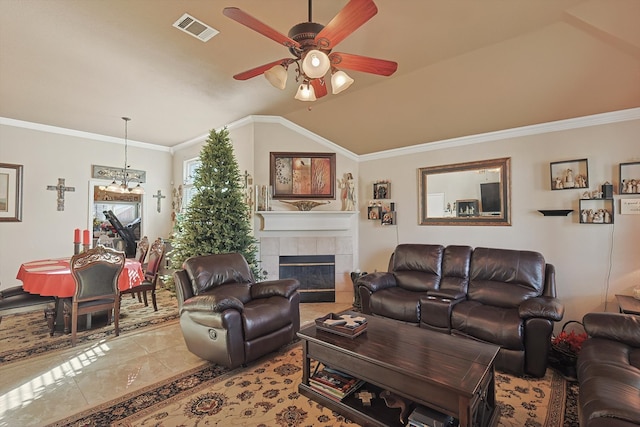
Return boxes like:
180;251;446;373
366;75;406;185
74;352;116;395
182;158;201;211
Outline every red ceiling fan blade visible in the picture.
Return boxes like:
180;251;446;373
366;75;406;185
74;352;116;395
315;0;378;49
223;7;301;49
329;52;397;76
311;78;328;98
233;59;291;81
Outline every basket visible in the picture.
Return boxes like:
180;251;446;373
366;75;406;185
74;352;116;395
548;320;586;380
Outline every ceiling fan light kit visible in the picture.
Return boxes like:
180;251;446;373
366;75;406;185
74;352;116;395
301;49;331;79
223;0;397;102
264;64;288;90
331;70;354;94
295;83;316;102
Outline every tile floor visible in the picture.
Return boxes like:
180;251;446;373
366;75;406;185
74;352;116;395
0;302;352;426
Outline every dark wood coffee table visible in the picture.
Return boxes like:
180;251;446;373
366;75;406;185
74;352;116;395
298;312;500;427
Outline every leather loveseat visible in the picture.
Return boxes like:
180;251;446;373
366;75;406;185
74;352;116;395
174;252;300;368
577;312;640;427
356;244;564;377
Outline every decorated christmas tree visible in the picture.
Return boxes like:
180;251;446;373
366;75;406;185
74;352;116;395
169;128;260;278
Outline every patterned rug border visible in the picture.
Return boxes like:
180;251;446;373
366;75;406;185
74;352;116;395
545;367;568;426
47;341;570;427
0;289;179;366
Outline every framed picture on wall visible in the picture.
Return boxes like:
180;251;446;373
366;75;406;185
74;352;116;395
0;163;23;222
619;161;640;194
550;159;589;190
270;152;335;199
373;181;390;199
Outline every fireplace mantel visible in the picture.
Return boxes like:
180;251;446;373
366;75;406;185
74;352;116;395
256;211;357;231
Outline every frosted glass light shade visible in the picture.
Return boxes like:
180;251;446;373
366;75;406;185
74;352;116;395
106;180;120;192
301;50;330;79
294;83;316;101
264;64;287;90
130;184;144;194
331;70;354;94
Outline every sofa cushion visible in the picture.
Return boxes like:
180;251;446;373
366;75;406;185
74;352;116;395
451;300;524;350
468;248;544;308
439;245;472;294
392;244;443;292
184;253;253;295
370;287;420;323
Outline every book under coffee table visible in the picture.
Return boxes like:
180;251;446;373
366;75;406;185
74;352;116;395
298;312;500;427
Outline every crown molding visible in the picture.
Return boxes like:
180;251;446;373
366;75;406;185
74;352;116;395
359;107;640;162
4;107;638;159
0;117;170;152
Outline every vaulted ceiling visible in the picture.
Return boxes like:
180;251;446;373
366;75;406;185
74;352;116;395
1;0;638;155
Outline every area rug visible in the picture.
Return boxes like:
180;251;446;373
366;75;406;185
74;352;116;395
47;343;570;427
0;288;178;365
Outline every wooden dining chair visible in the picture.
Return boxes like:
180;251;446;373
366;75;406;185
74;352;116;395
120;238;165;311
131;236;150;301
63;245;125;346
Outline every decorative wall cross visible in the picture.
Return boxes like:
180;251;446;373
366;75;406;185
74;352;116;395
46;178;75;211
153;190;166;213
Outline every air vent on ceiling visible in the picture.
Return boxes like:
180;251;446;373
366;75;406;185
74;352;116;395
173;13;219;42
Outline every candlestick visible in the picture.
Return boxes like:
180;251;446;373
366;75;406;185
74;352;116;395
74;228;80;243
83;229;90;245
74;242;81;255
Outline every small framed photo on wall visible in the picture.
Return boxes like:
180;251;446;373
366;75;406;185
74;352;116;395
373;181;390;199
367;204;381;220
619;161;640;194
550;158;589;190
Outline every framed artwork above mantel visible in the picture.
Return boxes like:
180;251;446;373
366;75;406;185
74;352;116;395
270;152;335;200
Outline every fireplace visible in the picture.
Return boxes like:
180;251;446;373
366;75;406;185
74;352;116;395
279;255;335;302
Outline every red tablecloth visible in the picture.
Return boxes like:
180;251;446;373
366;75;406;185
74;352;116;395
17;258;144;298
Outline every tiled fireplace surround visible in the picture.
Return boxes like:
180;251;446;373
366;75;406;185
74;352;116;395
258;236;355;304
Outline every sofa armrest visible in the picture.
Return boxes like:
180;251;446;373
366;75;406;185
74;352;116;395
180;294;244;315
519;296;564;321
356;272;397;293
251;279;300;299
583;312;640;348
173;269;194;308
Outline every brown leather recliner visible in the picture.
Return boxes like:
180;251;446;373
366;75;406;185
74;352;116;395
174;252;300;368
577;312;640;427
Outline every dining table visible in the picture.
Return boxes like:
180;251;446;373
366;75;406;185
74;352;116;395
16;257;145;334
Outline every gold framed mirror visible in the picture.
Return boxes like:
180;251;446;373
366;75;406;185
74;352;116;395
418;157;511;226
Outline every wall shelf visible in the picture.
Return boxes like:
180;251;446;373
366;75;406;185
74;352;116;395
537;209;574;216
256;211;357;231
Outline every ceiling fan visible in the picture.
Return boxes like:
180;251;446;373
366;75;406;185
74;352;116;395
223;0;398;101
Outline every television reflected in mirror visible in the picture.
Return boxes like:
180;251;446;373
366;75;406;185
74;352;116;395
419;157;511;226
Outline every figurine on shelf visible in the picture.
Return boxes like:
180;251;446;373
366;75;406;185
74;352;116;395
554;177;563;189
564;168;575;188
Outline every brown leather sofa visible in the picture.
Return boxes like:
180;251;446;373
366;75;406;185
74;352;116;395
577;312;640;427
174;252;300;368
357;244;564;377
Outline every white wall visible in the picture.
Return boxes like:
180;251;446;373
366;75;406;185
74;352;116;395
357;116;640;326
4;111;638;325
0;123;173;289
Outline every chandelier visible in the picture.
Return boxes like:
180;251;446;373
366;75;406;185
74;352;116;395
106;117;144;194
